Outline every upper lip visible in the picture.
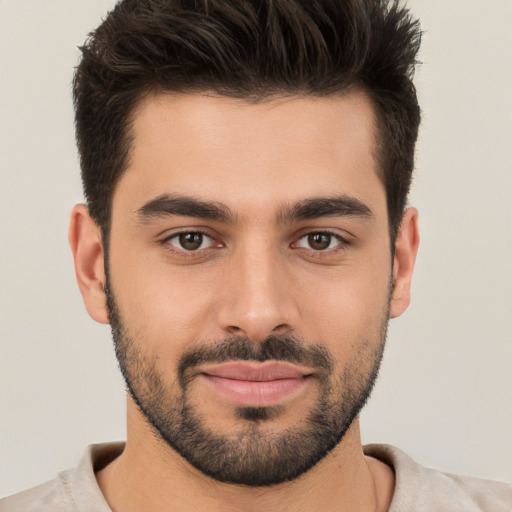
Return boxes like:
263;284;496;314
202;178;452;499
199;361;313;381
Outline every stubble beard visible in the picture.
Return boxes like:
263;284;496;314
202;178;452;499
105;279;388;487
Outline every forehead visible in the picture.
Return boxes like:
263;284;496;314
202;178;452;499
114;91;385;219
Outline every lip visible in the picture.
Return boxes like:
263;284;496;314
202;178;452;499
198;361;313;407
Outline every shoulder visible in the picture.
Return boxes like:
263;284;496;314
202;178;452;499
0;472;74;512
0;443;123;512
365;444;512;512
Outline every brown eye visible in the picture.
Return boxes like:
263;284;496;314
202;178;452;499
179;233;203;250
307;233;332;250
168;232;212;251
294;232;344;251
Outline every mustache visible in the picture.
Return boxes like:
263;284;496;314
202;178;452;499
178;334;334;387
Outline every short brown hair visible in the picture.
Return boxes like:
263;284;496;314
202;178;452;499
73;0;421;242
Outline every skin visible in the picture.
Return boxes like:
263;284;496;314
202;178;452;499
69;90;419;512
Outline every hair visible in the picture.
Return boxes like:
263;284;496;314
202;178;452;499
73;0;421;243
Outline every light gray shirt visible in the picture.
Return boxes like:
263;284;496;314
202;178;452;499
1;443;511;511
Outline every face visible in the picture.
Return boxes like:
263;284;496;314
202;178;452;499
78;91;414;486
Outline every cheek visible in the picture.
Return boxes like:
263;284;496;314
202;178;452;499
108;246;224;358
298;260;391;357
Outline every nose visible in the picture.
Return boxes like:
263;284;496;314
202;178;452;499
216;243;299;342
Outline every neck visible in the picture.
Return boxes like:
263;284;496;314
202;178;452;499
96;401;394;512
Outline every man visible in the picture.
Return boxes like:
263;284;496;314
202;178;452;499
1;0;510;510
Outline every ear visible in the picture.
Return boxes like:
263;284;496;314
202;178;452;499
389;207;420;319
68;204;109;324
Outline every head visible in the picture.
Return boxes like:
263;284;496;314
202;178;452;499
70;0;421;487
74;0;421;244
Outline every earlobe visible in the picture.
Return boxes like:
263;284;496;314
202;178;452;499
389;207;420;319
68;204;109;324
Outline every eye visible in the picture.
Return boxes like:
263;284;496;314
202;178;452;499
166;231;217;251
295;232;345;251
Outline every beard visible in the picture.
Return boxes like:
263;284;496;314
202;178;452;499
105;278;388;487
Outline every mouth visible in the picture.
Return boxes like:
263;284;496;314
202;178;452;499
198;361;314;407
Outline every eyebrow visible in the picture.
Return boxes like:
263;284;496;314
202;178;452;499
136;193;373;225
277;196;373;223
136;194;235;223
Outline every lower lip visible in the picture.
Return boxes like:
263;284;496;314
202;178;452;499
200;375;309;406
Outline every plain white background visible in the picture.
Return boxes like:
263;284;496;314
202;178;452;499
1;0;511;498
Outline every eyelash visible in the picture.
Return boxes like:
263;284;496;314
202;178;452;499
293;231;349;253
161;230;220;257
160;229;350;258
